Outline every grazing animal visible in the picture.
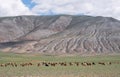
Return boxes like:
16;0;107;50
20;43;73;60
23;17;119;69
50;63;56;67
28;62;33;66
37;63;41;67
81;62;87;66
92;62;95;65
107;62;112;65
44;63;49;67
74;62;79;66
14;63;17;67
69;62;73;66
0;64;5;67
20;64;25;67
98;62;105;65
42;62;49;67
86;63;92;66
59;62;67;66
81;62;92;66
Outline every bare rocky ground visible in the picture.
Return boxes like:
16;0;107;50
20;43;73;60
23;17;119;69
0;15;120;55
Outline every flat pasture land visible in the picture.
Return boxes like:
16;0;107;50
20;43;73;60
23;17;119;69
0;52;120;77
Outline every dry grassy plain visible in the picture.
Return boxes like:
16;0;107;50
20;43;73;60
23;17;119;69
0;52;120;77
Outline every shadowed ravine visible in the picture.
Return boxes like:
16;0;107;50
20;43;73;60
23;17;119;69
0;15;120;54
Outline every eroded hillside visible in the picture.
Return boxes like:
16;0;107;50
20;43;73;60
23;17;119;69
0;15;120;54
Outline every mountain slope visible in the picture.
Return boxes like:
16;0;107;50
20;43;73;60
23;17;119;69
0;15;120;54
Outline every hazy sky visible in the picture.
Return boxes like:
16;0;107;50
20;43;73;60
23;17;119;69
0;0;120;20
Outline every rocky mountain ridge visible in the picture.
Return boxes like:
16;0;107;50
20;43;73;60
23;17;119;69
0;15;120;55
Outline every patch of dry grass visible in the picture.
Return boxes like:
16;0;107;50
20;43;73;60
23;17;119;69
0;52;120;77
